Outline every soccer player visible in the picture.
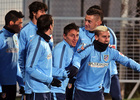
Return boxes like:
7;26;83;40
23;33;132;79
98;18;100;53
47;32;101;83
51;23;79;100
19;1;49;80
86;5;121;100
0;10;24;100
66;5;117;100
25;14;61;100
71;25;140;100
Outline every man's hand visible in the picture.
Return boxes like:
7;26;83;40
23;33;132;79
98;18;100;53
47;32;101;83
19;86;25;94
51;78;61;87
65;66;78;78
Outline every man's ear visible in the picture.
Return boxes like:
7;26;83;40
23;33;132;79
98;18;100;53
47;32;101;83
95;35;98;40
50;24;52;30
32;12;36;16
9;21;14;26
97;20;102;26
63;34;66;40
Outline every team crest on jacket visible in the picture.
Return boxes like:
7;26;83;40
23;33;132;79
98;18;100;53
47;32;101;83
104;55;109;61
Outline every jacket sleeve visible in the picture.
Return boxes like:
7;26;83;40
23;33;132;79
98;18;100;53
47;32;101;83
107;27;118;75
108;27;117;49
52;45;68;79
25;38;53;84
16;63;24;87
112;49;140;71
18;30;27;80
72;44;92;69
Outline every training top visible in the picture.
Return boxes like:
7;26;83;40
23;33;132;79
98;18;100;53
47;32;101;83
77;26;118;75
25;34;53;94
0;27;24;87
19;21;37;80
51;40;75;93
73;44;140;92
19;21;54;80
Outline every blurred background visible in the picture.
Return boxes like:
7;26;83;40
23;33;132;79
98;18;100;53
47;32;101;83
1;0;140;100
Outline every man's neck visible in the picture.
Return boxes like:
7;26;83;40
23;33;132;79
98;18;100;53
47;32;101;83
4;25;16;33
31;18;37;25
44;30;51;36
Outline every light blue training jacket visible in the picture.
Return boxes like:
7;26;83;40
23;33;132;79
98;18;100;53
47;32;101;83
51;40;75;94
0;27;24;87
19;21;53;80
19;21;37;80
73;43;140;93
25;34;53;94
77;26;118;75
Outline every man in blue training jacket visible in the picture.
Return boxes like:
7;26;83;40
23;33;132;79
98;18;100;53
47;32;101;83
70;25;140;100
0;10;24;100
24;14;61;100
51;23;79;100
86;5;122;100
66;5;118;100
19;1;54;81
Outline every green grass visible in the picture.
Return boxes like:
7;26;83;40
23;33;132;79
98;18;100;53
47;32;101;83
123;98;140;100
16;97;22;100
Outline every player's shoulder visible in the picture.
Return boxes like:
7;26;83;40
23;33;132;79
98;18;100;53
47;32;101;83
0;30;3;34
0;28;6;36
77;43;93;53
54;41;65;49
21;23;30;30
0;30;4;38
79;26;85;32
53;41;66;53
21;21;35;30
107;27;115;34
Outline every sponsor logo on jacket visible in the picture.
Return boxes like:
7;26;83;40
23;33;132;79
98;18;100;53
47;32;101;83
6;48;18;53
88;62;109;68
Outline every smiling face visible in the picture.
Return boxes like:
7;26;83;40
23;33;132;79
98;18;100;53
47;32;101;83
63;29;79;47
95;31;110;44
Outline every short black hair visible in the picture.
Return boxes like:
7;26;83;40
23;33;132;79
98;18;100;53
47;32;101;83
86;6;103;21
64;23;79;35
5;10;24;25
88;5;102;10
37;14;53;32
29;1;48;20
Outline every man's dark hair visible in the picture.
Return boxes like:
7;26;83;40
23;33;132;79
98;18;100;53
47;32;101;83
64;23;79;35
5;10;24;25
86;6;103;21
29;1;48;20
37;14;53;32
88;5;102;11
